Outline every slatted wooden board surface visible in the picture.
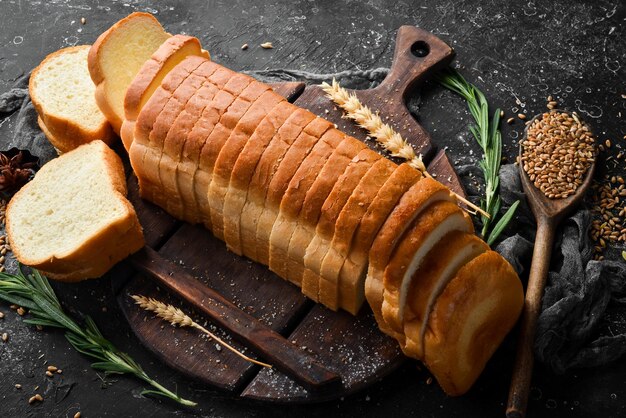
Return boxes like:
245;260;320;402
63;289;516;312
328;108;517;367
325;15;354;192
113;26;466;403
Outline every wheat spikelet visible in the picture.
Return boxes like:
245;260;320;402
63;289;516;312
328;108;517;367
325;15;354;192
321;78;488;218
322;79;428;174
132;295;272;369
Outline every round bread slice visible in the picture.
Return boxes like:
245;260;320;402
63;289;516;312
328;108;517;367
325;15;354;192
402;231;489;359
88;12;170;133
423;251;523;396
381;200;474;333
30;45;114;153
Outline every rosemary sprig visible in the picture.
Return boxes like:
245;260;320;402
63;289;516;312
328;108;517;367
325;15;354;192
0;267;196;407
436;68;519;245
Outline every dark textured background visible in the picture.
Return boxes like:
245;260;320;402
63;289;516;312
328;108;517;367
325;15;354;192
0;0;624;417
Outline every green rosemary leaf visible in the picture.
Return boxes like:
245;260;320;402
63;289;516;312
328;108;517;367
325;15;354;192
0;290;38;311
487;200;521;246
23;317;64;328
31;292;84;336
91;361;134;374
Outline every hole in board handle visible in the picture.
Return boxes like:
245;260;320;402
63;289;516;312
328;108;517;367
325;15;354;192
411;41;430;58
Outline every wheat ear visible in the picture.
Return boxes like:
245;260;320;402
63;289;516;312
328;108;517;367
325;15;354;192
321;78;489;219
132;295;272;369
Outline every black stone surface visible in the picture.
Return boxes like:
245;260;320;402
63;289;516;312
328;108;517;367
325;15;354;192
0;1;625;417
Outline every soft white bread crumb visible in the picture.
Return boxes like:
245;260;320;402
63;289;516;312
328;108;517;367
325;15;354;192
6;140;144;282
30;45;114;153
88;12;170;133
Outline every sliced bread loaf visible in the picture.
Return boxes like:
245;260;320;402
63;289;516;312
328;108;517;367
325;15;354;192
30;46;114;153
6;140;144;282
88;12;170;133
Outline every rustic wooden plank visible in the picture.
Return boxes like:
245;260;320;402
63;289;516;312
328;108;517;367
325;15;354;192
427;149;467;197
120;224;313;391
129;246;341;392
241;304;403;402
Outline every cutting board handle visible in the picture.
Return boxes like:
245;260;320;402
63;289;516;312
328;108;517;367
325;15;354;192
374;26;454;99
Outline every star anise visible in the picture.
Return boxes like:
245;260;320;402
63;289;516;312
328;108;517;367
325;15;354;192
0;148;39;196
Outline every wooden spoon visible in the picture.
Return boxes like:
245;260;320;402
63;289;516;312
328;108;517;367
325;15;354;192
506;110;596;418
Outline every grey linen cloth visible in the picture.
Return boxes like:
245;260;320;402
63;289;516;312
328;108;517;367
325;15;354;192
2;67;625;373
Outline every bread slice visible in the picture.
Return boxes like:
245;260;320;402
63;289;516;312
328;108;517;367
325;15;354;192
239;110;319;261
381;200;474;333
128;57;206;208
179;66;239;228
246;113;326;264
175;80;221;223
152;57;212;219
318;157;396;310
161;61;221;222
120;34;209;151
268;128;344;281
222;100;295;255
338;163;421;315
423;251;523;396
402;231;488;358
194;72;256;231
300;147;381;302
6;140;144;282
30;45;114;153
218;91;287;253
284;134;366;285
209;83;281;242
364;178;453;335
88;12;170;133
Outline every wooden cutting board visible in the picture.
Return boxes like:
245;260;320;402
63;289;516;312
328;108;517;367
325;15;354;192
113;26;463;403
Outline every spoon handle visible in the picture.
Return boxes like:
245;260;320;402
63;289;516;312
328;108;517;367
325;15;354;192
506;218;556;418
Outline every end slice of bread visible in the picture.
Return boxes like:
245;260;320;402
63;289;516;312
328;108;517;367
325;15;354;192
30;45;114;153
423;251;524;396
88;12;170;133
6;140;145;282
